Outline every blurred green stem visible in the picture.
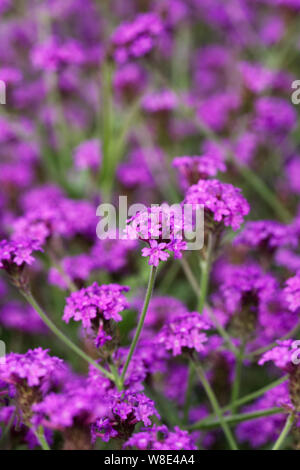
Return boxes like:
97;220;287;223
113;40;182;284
272;413;295;450
198;232;213;313
33;426;50;451
191;354;238;450
101;60;114;202
188;407;285;431
22;291;114;382
120;265;157;386
230;342;245;413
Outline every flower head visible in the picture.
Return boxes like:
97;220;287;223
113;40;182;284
111;13;164;64
185;179;250;230
63;283;129;347
125;425;196;450
156;312;211;356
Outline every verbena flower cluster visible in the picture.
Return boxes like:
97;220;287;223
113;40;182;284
1;0;300;452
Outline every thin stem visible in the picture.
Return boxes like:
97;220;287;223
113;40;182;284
188;407;285;431
198;232;213;313
101;60;114;202
227;375;288;412
272;413;295;450
120;265;157;385
183;363;195;424
33;426;50;451
205;306;239;355
180;257;199;297
109;361;123;392
22;291;114;382
231;343;245;413
246;321;300;359
192;355;238;450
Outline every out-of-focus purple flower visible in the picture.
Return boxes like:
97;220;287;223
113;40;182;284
173;155;226;189
156;312;210;356
48;254;93;290
239;61;278;93
185;179;250;230
31;37;85;71
0;238;42;270
124;425;196;450
286;156;300;194
114;63;147;99
73;139;102;171
234;220;297;251
117;148;156;189
258;340;298;372
32;383;107;430
0;301;46;333
111;13;164;64
91;236;138;273
233;132;258;164
142;90;178;114
253;97;297;138
0;348;65;388
217;262;277;315
236;382;290;447
284;272;300;312
197;92;240;132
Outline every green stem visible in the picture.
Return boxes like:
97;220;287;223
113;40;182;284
180;257;199;298
198;233;213;313
22;291;114;382
188;407;285;431
233;162;291;223
205;306;238;355
272;413;295;450
231;343;245;413
183;363;195;424
34;426;50;451
192;356;238;450
120;265;157;386
109;361;123;392
101;61;114;202
227;375;288;412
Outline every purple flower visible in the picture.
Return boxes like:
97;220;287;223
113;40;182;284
73;139;102;171
63;283;129;347
0;301;46;334
0;238;42;270
124;425;196;450
32;383;107;430
125;204;188;265
142;240;170;267
0;348;65;388
48;254;93;290
258;340;298;372
253;97;297;139
156;312;211;356
142;89;178;114
92;391;159;442
111;13;164;64
234;220;297;251
173;155;226;189
284;272;300;312
236;383;290;448
185;179;250;230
